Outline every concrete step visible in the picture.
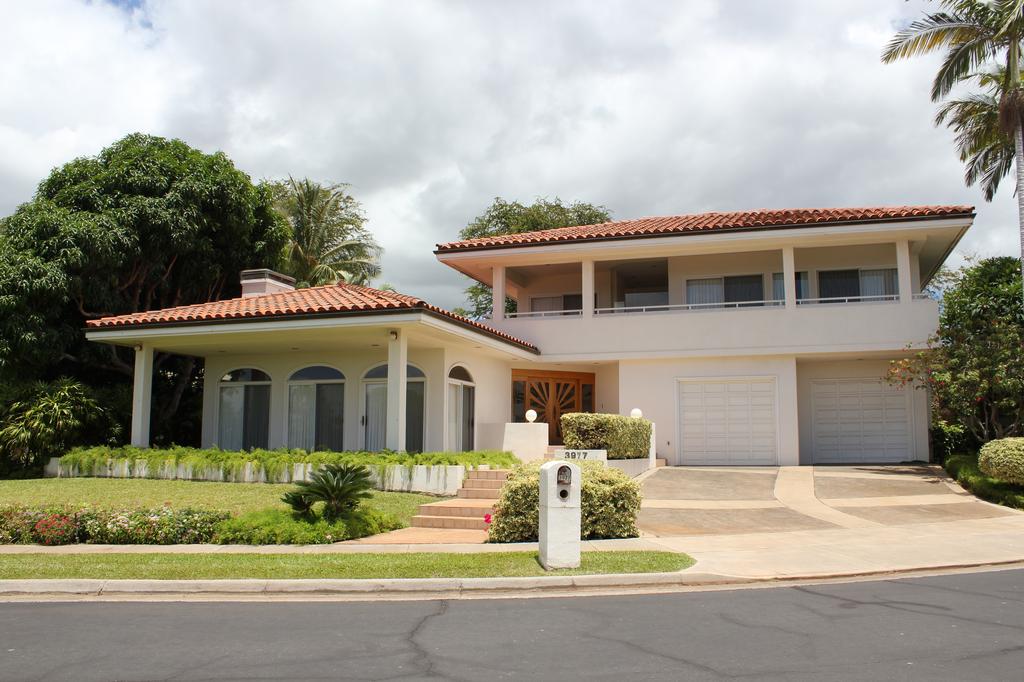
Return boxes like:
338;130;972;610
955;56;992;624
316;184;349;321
417;500;494;518
656;458;667;467
412;515;488;530
462;477;504;490
466;469;509;481
458;487;502;500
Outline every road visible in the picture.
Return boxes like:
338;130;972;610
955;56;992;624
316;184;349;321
1;569;1022;681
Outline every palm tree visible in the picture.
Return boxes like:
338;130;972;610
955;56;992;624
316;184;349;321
274;177;383;288
882;0;1024;303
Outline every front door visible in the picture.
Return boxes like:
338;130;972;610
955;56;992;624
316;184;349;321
512;370;595;445
363;382;387;451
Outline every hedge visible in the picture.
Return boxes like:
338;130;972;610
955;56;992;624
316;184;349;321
487;461;641;543
561;413;652;459
944;454;1024;511
978;438;1024;486
58;446;518;482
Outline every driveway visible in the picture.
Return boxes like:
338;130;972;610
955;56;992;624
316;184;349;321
638;464;1019;537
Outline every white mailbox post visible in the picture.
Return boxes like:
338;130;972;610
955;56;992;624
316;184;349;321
539;460;581;570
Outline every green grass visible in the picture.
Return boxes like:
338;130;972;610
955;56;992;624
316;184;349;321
945;454;1024;510
0;478;440;526
0;551;694;579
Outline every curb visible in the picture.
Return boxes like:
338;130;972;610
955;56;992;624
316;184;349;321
3;559;1024;599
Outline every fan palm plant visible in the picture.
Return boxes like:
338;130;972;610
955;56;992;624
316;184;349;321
274;177;383;287
882;0;1024;304
282;463;374;520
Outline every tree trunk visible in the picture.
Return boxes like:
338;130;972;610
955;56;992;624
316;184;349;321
1016;125;1024;308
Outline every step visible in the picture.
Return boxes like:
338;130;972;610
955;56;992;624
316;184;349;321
462;477;505;490
458;487;502;499
411;515;488;530
656;458;667;467
417;500;494;518
465;469;509;481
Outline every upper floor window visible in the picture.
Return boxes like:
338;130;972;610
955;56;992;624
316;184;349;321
818;268;897;301
771;272;810;301
531;294;581;314
288;366;345;452
686;275;765;307
218;368;271;451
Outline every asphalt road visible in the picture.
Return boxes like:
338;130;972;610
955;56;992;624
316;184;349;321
1;569;1023;681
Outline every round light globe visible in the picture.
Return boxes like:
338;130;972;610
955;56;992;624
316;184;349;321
630;408;643;419
525;409;538;423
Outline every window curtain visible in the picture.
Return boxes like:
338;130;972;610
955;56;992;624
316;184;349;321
860;268;898;297
218;386;244;451
819;269;860;299
406;381;425;453
242;385;270;450
364;384;387;451
315;384;345;451
772;272;810;301
686;278;724;305
447;383;462;451
288;384;316;451
462;385;475;452
724;275;764;304
530;296;562;312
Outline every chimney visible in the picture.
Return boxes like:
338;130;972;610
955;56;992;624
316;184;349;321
240;269;296;298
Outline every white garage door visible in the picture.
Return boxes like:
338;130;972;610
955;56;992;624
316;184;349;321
678;378;778;465
811;379;911;463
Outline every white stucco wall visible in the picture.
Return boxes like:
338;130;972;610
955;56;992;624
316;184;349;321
795;358;930;464
617;355;801;466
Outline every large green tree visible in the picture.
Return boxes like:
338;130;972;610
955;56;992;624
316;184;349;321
272;177;382;287
454;197;611;318
882;0;1024;304
0;133;290;443
889;256;1024;443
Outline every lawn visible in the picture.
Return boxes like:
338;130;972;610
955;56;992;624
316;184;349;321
0;478;440;526
944;454;1024;511
0;551;694;579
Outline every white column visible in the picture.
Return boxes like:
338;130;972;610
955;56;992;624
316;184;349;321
130;344;154;447
492;265;506;322
896;239;913;303
581;259;595;317
386;330;408;451
782;246;797;309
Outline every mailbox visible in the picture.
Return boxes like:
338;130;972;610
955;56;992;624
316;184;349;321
539;460;581;570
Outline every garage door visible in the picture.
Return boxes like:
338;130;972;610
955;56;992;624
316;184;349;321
811;379;911;463
678;378;778;465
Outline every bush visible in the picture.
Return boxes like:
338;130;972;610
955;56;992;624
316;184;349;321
211;508;400;544
0;379;106;469
487;461;642;543
930;418;969;463
978;438;1024;485
0;505;229;545
284;463;373;519
561;413;652;459
58;446;518;482
945;453;1024;510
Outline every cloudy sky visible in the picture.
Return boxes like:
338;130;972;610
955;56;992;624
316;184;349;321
1;0;1018;309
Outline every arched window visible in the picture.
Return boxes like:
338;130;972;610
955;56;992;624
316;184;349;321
447;366;475;451
361;364;426;453
218;368;271;451
288;366;346;452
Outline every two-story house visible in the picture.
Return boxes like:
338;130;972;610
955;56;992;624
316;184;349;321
86;205;974;466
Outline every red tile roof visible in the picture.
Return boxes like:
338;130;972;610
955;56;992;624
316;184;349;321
435;205;975;252
86;283;538;352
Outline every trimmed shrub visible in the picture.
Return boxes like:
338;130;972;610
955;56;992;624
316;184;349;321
58;446;518;482
212;508;400;544
978;438;1024;485
0;505;228;545
561;413;652;459
945;453;1024;510
487;461;642;543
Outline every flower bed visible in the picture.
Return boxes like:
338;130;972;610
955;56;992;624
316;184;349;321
0;505;229;545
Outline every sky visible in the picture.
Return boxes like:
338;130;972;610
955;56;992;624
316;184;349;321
0;0;1018;310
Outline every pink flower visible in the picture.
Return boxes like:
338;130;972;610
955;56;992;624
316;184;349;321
483;513;492;525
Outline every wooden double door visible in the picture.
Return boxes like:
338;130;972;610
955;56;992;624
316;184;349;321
512;370;595;445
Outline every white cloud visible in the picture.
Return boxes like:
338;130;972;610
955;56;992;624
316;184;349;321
0;0;1018;308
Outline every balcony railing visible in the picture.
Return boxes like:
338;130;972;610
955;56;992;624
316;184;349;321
506;309;583;319
797;294;899;305
594;300;783;315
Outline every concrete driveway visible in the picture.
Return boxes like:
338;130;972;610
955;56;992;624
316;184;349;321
638;464;1019;537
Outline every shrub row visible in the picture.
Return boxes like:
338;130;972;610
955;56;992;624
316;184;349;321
0;505;229;545
944;454;1024;511
487;461;642;543
561;413;652;459
213;508;401;544
59;446;519;482
978;438;1024;485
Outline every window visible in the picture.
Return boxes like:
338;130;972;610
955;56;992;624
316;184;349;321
218;368;271;451
530;295;581;314
362;363;426;453
288;366;345;451
771;272;810;301
363;364;426;379
818;268;898;301
686;275;765;307
446;366;475;452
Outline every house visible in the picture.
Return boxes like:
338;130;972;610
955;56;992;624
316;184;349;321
85;205;975;466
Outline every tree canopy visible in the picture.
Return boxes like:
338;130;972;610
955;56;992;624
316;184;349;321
454;197;611;318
